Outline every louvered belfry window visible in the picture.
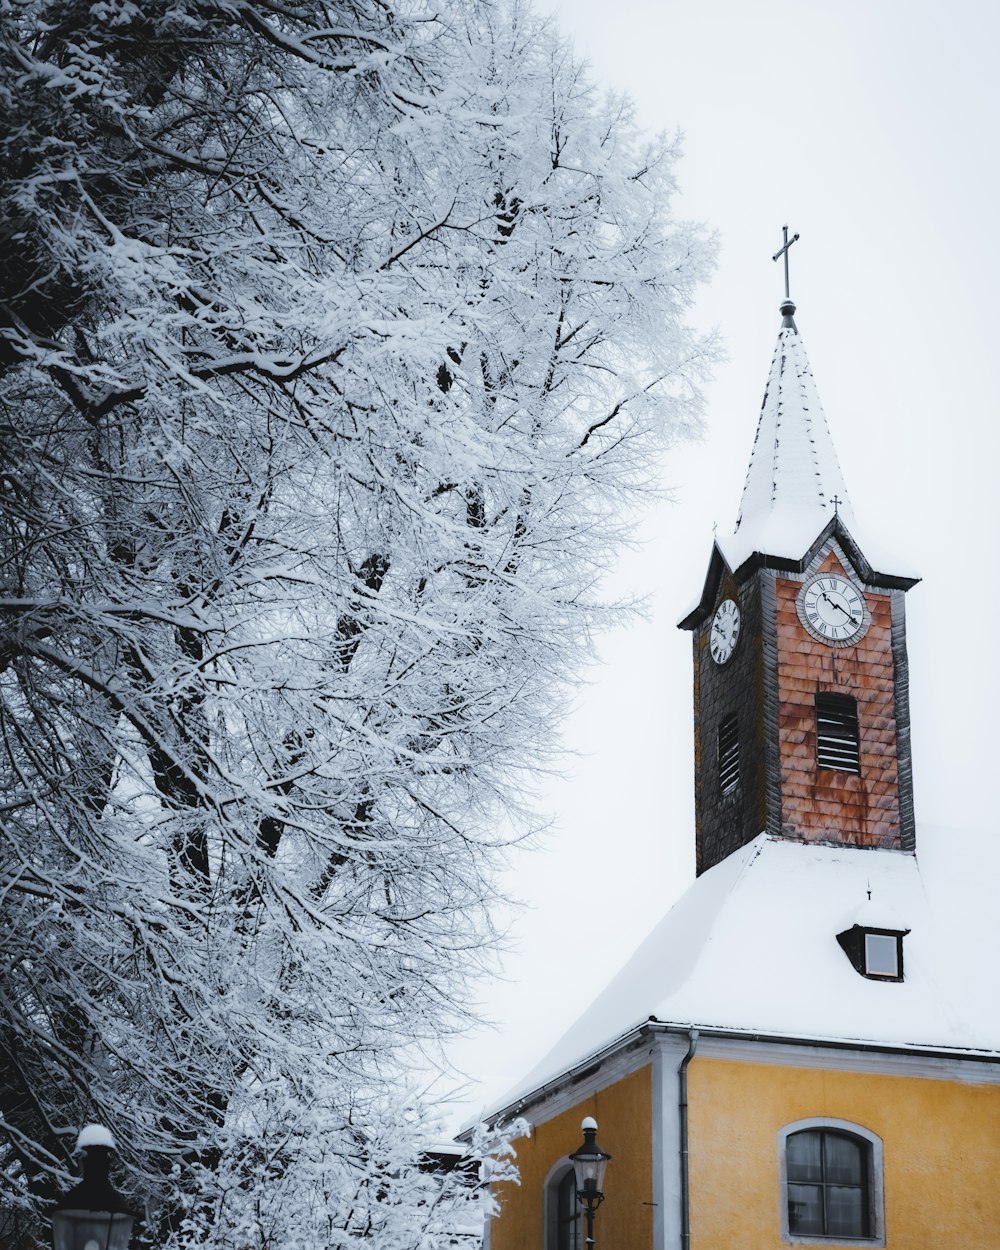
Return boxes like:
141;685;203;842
816;693;860;774
718;712;740;793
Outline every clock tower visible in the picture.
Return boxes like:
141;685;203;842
679;295;919;875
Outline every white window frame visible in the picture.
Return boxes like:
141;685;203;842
864;932;900;978
777;1118;885;1246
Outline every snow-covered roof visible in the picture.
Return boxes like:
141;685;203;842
498;825;1000;1110
723;304;854;568
708;305;915;581
680;304;919;627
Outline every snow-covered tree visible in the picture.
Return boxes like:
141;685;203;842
0;0;714;1245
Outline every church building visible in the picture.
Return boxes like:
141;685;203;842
476;282;1000;1249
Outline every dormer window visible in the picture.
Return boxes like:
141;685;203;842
837;925;907;982
864;932;900;978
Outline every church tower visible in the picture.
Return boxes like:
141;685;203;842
679;291;919;875
477;239;1000;1250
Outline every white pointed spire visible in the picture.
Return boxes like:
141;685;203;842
718;301;856;570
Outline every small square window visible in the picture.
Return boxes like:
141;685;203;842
837;925;907;982
864;933;899;978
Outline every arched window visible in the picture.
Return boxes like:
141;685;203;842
787;1128;868;1235
778;1119;884;1244
555;1169;580;1250
543;1162;581;1250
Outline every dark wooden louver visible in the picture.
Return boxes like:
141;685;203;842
816;692;860;773
718;713;740;793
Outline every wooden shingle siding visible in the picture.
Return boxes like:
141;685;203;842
692;569;768;875
691;540;915;870
774;551;903;850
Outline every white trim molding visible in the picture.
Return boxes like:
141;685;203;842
689;1031;1000;1086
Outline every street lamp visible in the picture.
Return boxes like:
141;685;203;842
569;1116;611;1249
51;1126;135;1250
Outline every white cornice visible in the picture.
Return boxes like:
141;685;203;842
477;1022;1000;1133
496;1034;658;1130
669;1031;1000;1085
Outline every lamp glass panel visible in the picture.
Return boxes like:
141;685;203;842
572;1155;608;1193
52;1210;132;1250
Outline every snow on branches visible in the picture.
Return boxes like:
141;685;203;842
0;0;715;1245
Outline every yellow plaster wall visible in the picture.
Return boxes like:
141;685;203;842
689;1056;1000;1250
489;1064;653;1250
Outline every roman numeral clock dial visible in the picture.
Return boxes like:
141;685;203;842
797;573;871;645
710;598;741;665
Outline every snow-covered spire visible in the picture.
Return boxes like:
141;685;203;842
718;299;856;569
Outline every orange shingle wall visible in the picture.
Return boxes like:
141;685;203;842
774;552;901;849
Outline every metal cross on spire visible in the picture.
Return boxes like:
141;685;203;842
772;225;800;301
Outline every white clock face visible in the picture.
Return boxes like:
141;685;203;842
798;573;869;645
710;598;741;665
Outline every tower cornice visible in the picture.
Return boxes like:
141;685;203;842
679;515;920;632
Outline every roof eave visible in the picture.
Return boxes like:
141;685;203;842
467;1019;1000;1134
679;516;920;631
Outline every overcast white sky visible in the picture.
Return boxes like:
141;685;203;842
446;0;1000;1128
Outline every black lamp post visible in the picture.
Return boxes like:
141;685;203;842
569;1116;611;1249
51;1127;135;1250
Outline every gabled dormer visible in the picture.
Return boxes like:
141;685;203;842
679;298;920;874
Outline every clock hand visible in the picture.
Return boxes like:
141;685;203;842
820;591;859;624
